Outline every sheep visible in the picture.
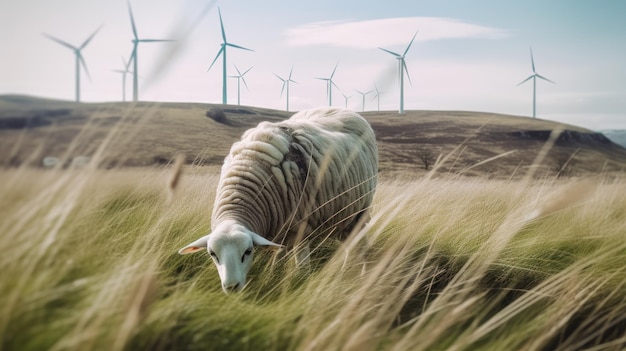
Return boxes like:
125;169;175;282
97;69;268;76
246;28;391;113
178;107;378;293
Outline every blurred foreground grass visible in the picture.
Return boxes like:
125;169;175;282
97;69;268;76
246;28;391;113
1;167;625;351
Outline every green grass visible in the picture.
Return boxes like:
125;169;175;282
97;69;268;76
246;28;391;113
1;166;625;351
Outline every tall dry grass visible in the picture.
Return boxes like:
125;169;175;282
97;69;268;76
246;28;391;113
1;161;625;350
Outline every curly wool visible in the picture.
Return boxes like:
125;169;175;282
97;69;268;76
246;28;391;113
212;107;378;246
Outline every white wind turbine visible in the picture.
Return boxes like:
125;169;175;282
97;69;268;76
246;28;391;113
42;26;102;102
229;65;252;106
208;7;254;105
517;48;555;118
127;1;174;102
340;91;352;109
112;56;132;102
316;63;339;106
274;67;297;111
379;31;418;114
354;89;372;112
372;84;384;111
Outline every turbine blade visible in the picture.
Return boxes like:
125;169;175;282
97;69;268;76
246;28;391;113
233;64;242;76
530;47;536;73
536;74;555;84
241;76;249;90
288;66;294;80
403;60;413;86
218;7;226;42
207;47;224;71
331;80;340;89
42;33;76;50
403;30;419;57
122;56;132;72
280;81;286;97
130;45;137;63
379;47;401;57
225;43;254;51
517;75;533;86
78;53;91;81
127;1;138;39
330;63;338;79
80;25;103;49
138;39;175;42
274;73;285;82
242;66;253;76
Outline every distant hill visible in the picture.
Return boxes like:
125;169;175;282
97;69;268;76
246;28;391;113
601;130;626;148
1;95;625;179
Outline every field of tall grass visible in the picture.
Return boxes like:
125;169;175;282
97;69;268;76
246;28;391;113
1;162;625;350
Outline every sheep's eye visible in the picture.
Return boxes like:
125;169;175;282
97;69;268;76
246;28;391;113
209;251;219;264
241;249;252;263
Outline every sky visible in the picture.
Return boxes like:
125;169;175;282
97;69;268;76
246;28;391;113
1;0;625;130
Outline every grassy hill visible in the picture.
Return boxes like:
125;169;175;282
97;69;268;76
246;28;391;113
1;95;625;179
1;95;626;350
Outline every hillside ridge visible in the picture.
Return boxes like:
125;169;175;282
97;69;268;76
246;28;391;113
1;95;625;178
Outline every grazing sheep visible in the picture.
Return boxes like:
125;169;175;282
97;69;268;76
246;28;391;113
178;107;378;293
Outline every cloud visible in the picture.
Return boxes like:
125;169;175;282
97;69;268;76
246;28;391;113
285;17;507;49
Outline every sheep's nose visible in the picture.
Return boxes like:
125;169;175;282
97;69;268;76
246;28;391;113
223;282;240;293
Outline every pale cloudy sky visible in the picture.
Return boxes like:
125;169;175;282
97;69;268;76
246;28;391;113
1;0;625;130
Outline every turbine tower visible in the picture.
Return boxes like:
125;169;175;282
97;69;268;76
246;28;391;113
517;48;555;118
43;26;102;102
127;1;174;102
274;67;297;111
228;65;252;106
379;31;418;114
372;85;384;111
316;63;339;106
208;7;254;105
113;56;132;102
354;89;372;112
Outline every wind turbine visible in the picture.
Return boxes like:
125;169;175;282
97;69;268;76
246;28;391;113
274;67;297;111
42;26;102;102
127;1;174;102
379;30;418;114
229;65;252;106
316;63;339;106
208;7;254;105
372;85;384;111
517;48;555;118
112;56;132;102
354;89;372;112
340;91;352;109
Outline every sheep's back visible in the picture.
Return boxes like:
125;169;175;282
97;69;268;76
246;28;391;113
212;107;378;245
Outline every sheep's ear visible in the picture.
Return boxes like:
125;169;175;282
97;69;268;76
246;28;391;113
250;232;283;249
178;235;210;255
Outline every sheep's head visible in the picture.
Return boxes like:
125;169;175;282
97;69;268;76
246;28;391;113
178;221;282;294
